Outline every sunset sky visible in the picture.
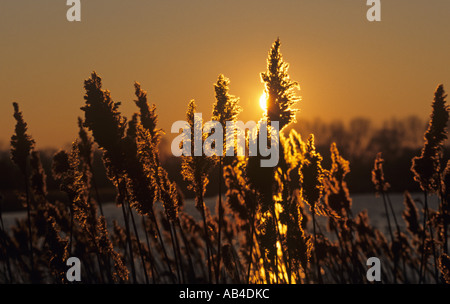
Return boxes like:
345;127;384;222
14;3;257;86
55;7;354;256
1;0;449;149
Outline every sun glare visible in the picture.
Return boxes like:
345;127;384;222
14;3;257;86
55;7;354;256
259;92;267;111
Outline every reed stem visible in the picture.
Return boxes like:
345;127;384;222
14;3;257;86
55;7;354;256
24;174;34;280
150;212;176;283
128;203;150;284
199;198;213;284
419;191;428;283
246;202;257;284
216;157;223;284
0;198;13;283
120;200;137;283
311;208;323;283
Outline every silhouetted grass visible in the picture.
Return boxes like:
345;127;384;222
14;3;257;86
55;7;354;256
1;39;449;284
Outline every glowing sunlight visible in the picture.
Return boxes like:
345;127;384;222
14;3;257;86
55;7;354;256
259;92;267;111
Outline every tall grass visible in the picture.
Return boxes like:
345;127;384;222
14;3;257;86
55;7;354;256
1;39;450;284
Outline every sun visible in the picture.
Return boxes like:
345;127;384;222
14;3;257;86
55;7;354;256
259;92;267;111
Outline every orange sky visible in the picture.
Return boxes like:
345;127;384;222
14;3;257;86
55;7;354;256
1;0;449;149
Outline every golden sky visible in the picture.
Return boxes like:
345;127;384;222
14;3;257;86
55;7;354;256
1;0;449;149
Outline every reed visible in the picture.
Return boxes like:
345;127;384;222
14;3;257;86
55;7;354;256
2;40;450;285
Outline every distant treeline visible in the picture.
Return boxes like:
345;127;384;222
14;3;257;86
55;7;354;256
288;115;450;195
1;115;447;212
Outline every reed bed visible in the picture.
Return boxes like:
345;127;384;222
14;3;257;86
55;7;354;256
1;39;449;284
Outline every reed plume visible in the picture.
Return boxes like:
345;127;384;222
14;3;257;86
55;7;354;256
371;153;394;236
11;103;35;175
371;152;390;195
411;84;449;193
132;81;181;223
300;134;328;282
181;100;214;210
81;72;127;184
324;142;352;217
402;191;421;237
301;135;328;216
411;85;448;282
181;99;215;282
134;82;164;146
261;38;300;131
81;72;140;282
212;74;242;134
439;253;450;283
10;102;36;280
132;81;183;282
212;74;242;283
